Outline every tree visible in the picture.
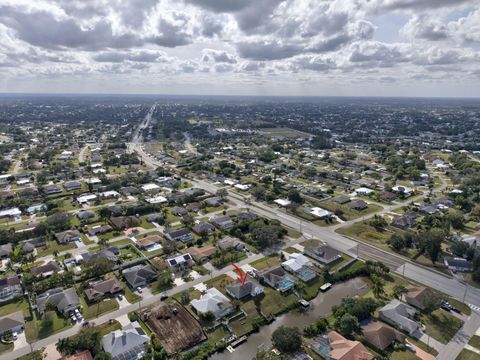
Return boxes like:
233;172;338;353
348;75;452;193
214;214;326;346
392;284;408;300
157;269;173;289
84;257;115;278
370;274;385;298
94;352;112;360
447;210;465;230
181;214;194;227
336;313;359;337
271;326;302;353
369;215;387;229
216;188;228;199
287;189;304;204
388;234;406;252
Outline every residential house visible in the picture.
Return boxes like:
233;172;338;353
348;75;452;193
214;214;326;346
0;244;12;259
281;253;317;282
378;191;397;202
102;321;150;360
391;215;417;230
0;275;22;302
31;261;62;278
303;243;342;265
55;229;82;244
319;331;374;360
134;235;162;250
186;202;201;213
226;281;263;300
217;236;245;251
260;267;295;292
77;210;95;220
235;212;257;222
164;228;194;243
362;320;405;350
355;187;374;196
203;196;223;207
63;181;82;191
119;186;141;196
43;184;63;194
332;195;351;205
123;264;157;289
111;216;138;230
86;224;112;236
188;245;216;263
0;311;25;336
444;257;473;272
84;278;123;302
191;287;236;320
392;185;414;197
404;287;435;311
378;300;419;335
419;204;440;215
348;199;368;210
307;207;332;219
210;215;235;230
192;222;215;235
165;253;194;273
81;247;119;263
172;207;188;217
36;287;80;314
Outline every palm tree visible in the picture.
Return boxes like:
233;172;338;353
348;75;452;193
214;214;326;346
370;275;385;298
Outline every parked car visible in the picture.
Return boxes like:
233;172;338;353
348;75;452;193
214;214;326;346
70;315;77;322
160;294;167;301
117;293;124;300
137;287;143;293
405;344;416;353
12;332;17;341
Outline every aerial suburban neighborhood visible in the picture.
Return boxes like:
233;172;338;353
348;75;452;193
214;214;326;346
0;95;478;360
1;0;480;359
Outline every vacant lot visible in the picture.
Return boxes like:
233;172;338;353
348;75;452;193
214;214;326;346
421;309;463;344
139;302;206;355
261;127;312;139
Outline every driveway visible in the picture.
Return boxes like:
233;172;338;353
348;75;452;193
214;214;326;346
405;340;435;360
117;314;131;327
13;332;28;350
117;296;130;309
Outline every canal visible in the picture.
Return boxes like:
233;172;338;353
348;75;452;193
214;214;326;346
209;277;369;360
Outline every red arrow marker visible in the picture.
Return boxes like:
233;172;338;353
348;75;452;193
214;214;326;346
232;263;248;286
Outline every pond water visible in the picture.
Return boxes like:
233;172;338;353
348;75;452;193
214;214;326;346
209;277;369;360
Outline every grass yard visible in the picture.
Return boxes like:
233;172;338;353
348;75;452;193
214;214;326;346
421;309;464;344
456;349;480;360
80;296;119;320
260;127;311;139
448;298;472;316
36;240;76;257
25;311;72;342
250;255;282;270
283;226;302;239
206;326;229;345
469;336;480;349
317;200;383;221
325;254;354;273
389;349;420;360
0;298;30;318
0;342;13;354
336;222;412;256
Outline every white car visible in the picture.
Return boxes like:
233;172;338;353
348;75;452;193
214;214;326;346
137;287;143;293
12;332;17;341
70;315;77;322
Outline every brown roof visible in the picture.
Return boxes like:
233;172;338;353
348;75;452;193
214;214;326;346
61;350;94;360
135;235;162;248
405;286;433;309
328;331;374;360
84;278;123;302
362;320;405;350
188;245;216;259
31;261;61;277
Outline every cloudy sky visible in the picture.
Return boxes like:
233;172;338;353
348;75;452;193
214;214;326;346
0;0;479;97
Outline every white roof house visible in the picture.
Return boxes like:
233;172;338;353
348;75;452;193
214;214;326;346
234;184;251;191
355;187;374;195
224;179;237;186
282;253;312;273
86;177;102;184
145;195;168;204
77;194;97;204
309;207;332;219
17;179;31;185
141;183;160;192
274;199;291;207
100;190;121;198
0;207;21;218
191;287;235;320
92;168;107;174
392;185;414;195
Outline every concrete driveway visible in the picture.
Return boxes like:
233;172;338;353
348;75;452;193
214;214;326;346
13;331;28;350
405;340;435;360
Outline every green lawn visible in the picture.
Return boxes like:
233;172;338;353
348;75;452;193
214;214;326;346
36;240;76;257
25;311;72;342
121;281;141;304
456;349;480;360
469;336;480;349
421;309;464;344
0;298;30;318
0;341;13;354
448;298;472;316
316;200;383;221
250;255;282;270
389;349;420;360
79;296;119;320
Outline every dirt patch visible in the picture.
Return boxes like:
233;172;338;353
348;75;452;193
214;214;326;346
138;301;206;355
